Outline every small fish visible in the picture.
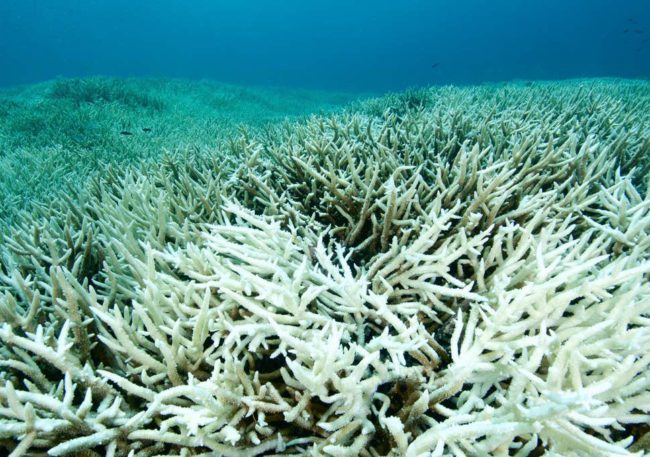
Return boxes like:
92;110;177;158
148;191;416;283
628;17;638;24
431;62;440;69
634;29;644;34
624;29;630;33
120;130;133;136
142;127;152;132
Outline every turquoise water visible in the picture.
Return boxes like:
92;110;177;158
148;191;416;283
1;0;649;91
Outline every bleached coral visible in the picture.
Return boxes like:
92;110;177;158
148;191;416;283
1;79;650;456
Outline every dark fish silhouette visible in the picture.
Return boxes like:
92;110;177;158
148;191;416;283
431;62;440;69
634;29;644;34
142;127;152;132
628;17;638;24
624;29;630;33
120;131;133;136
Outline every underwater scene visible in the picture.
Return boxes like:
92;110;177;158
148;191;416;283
1;1;650;456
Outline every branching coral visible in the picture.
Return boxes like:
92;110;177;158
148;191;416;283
1;79;650;456
0;77;357;223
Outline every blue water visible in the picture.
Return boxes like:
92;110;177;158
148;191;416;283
1;0;649;92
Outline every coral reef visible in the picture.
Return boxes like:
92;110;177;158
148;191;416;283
0;77;358;223
1;79;650;456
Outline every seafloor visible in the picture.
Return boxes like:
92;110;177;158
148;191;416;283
0;77;649;456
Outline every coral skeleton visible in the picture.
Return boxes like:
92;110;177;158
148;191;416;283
1;79;650;456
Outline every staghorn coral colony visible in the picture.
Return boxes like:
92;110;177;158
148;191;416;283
1;78;650;456
0;77;358;224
